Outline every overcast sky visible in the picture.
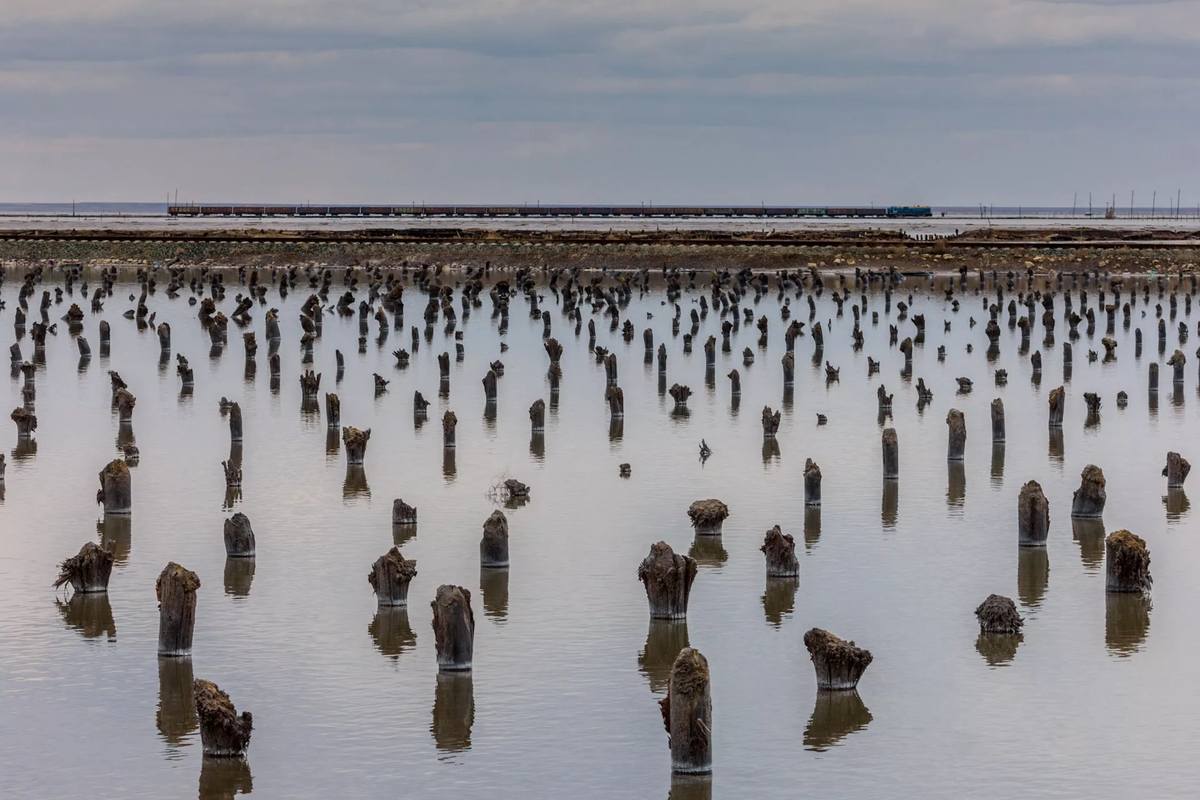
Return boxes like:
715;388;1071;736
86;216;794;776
2;0;1198;205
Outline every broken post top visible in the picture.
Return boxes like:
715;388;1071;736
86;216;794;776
975;594;1023;633
687;499;729;528
156;561;201;602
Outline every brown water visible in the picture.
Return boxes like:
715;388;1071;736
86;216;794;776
2;270;1197;798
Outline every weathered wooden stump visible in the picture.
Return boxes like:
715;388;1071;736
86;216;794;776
342;426;371;465
54;541;115;594
761;406;781;439
990;398;1005;443
157;562;201;657
881;428;899;480
482;370;498;402
639;542;698;620
1018;480;1050;546
606;385;625;419
1168;349;1186;382
78;337;91;357
227;402;243;443
325;393;340;427
804;459;822;506
432;584;475;671
604;352;619;384
299;369;321;399
480;510;510;568
687;499;728;536
877;385;892;414
443;410;457;448
11;406;36;437
1083;392;1101;416
523;398;544;436
945;409;966;460
659;647;713;775
782;352;795;387
727;369;740;396
1149;362;1159;392
669;383;692;411
1164;451;1191;487
392;498;418;526
97;459;132;514
194;679;253;757
1070;464;1106;518
760;525;799;577
223;513;256;558
1106;530;1152;593
369;547;418;606
975;594;1023;633
115;387;137;423
804;628;872;690
1048;385;1065;427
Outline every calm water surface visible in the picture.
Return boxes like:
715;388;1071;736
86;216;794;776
1;270;1198;798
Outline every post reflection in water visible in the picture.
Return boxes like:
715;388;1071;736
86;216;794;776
804;506;822;549
638;620;689;693
761;577;799;627
1017;547;1050;609
392;522;417;548
325;427;340;460
97;514;132;565
668;773;713;800
480;567;509;623
975;632;1023;666
431;672;475;754
1106;593;1151;657
156;657;198;755
1071;518;1106;570
881;481;898;529
223;556;255;599
1048;427;1065;464
946;461;965;510
803;690;873;751
223;486;242;510
343;466;370;500
761;439;780;464
116;421;135;449
368;607;417;662
56;592;116;641
609;417;624;442
1164;488;1190;520
199;755;253;800
990;443;1005;486
443;447;456;481
530;432;545;461
688;535;728;569
12;437;37;462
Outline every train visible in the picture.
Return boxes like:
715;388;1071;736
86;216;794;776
168;205;933;219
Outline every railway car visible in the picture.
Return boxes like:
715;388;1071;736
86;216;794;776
296;206;330;215
360;206;393;216
887;206;932;218
200;206;233;215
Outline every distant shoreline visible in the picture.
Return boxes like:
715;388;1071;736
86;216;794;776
1;225;1197;273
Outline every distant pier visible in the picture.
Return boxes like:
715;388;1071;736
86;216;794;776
167;204;933;219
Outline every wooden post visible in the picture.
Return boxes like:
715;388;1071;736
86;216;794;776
638;542;698;620
157;562;201;657
54;541;115;593
1018;480;1050;546
193;679;253;757
369;547;417;606
223;513;256;558
432;584;475;671
660;647;713;774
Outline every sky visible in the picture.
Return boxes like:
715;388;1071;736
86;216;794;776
2;0;1199;205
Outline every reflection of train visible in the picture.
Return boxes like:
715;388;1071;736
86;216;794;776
169;205;933;219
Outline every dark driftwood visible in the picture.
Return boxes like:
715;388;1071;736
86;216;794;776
638;542;698;620
342;426;371;465
659;647;713;775
369;547;417;606
157;562;201;657
1018;480;1050;546
687;499;728;536
946;409;966;461
1164;451;1190;487
223;513;256;558
1106;530;1152;594
761;525;799;577
804;628;872;690
480;510;510;568
881;428;899;480
54;541;115;593
97;459;132;514
1071;464;1106;518
804;459;822;506
194;679;253;757
975;594;1023;633
432;584;475;671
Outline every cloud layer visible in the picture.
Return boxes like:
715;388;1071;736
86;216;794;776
3;0;1199;204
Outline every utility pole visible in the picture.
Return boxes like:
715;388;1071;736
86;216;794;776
1072;192;1077;217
